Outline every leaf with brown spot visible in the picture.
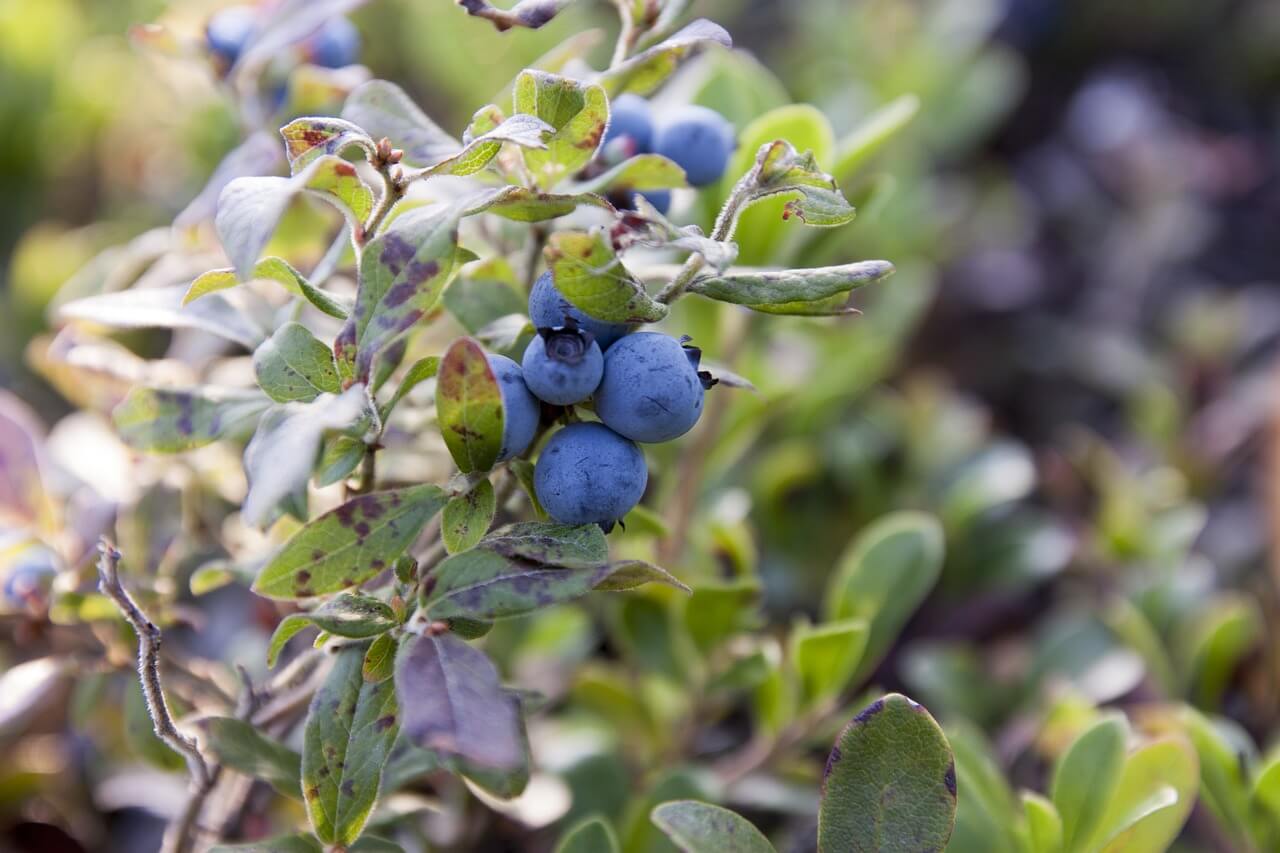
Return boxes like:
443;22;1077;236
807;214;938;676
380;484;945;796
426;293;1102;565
112;386;270;453
482;521;607;568
544;228;667;324
279;117;376;171
435;337;504;474
253;485;447;600
456;0;576;33
443;479;497;554
513;71;609;187
302;644;399;846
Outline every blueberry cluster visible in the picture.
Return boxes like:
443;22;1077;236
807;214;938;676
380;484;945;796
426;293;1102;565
205;6;360;74
490;272;716;530
601;95;737;214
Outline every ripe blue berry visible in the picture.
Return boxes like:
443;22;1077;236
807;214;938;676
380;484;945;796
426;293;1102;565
594;333;710;443
652;105;735;187
4;547;57;608
534;422;647;527
611;189;672;216
521;323;604;406
528;271;632;351
305;17;361;68
487;355;540;462
603;94;654;158
206;5;257;69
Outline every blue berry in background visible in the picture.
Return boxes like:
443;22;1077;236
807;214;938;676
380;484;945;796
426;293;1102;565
305;17;361;68
595;332;709;443
528;271;633;351
653;105;735;187
521;322;604;406
534;422;647;527
603;94;654;158
3;547;57;608
487;354;541;462
610;188;672;216
205;5;258;69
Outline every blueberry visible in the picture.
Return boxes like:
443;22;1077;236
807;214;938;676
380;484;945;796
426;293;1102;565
205;5;258;69
521;322;604;406
487;354;540;462
305;17;361;68
528;271;632;351
534;422;647;527
603;94;654;158
610;188;672;215
4;547;57;608
652;105;735;187
594;333;708;443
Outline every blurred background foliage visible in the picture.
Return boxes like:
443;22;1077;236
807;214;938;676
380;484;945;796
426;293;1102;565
1;0;1279;851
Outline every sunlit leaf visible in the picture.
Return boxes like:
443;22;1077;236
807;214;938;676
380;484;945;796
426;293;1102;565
544;229;666;323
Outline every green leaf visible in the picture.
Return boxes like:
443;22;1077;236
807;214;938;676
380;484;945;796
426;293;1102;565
197;716;302;798
1096;737;1197;853
1022;792;1063;853
600;19;733;97
683;580;761;654
791;618;869;708
395;632;526;776
59;284;266;349
113;386;269;453
316;435;366;487
341;80;461;168
650;800;775;853
1050;714;1128;853
567;153;689;195
824;512;945;681
307;593;399;638
253;485;448;599
737;139;856;227
338;204;467;381
254;322;342;403
280;117;376;171
1180;707;1254;847
514;71;609;187
410;111;553;179
184;257;350;319
424;548;618;621
242;389;368;527
688;261;893;314
190;563;237;596
482;521;608;568
435;337;505;474
363;633;397;683
380;356;439;420
443;479;497;554
268;614;313;668
544;228;667;323
593;560;690;593
555;816;621;853
466;185;614;221
1181;595;1261;709
210;835;322;853
945;723;1021;853
302;644;399;846
832;95;921;183
457;0;575;31
216;155;373;280
817;694;957;853
1255;754;1280;830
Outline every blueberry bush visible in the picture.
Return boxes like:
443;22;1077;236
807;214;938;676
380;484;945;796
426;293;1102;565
3;1;1279;853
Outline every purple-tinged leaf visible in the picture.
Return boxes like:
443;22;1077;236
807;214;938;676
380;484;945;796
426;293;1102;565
435;337;504;474
455;0;576;32
482;521;607;569
112;386;270;453
0;393;49;528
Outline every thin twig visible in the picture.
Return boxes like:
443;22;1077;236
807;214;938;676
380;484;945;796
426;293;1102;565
656;174;752;305
97;539;214;853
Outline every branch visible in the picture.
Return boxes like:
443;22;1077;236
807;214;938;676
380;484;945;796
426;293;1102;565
97;539;214;853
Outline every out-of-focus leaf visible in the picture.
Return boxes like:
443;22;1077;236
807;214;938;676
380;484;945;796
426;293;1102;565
210;835;323;853
945;723;1021;853
435;337;504;473
791;618;869;708
650;800;775;853
337;205;466;381
599;19;732;97
316;434;366;487
124;678;185;772
59;284;267;349
302;643;399;845
466;185;614;221
544;229;666;324
683;579;760;654
483;521;608;568
1096;737;1197;853
567;154;688;195
254;485;447;599
592;560;689;593
175;132;283;229
688;261;893;313
234;0;369;73
363;633;397;683
253;323;342;403
824;512;945;681
342;80;461;167
832;95;921;183
1180;708;1254;848
457;0;576;31
380;356;440;420
396;632;525;776
1180;595;1261;709
817;694;956;853
112;386;269;453
184;257;349;319
1022;792;1063;853
443;479;497;554
0;657;68;734
242;388;368;527
198;717;301;798
514;71;609;187
1051;713;1127;853
444;260;526;337
280;117;376;171
555;815;621;853
0;394;50;529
